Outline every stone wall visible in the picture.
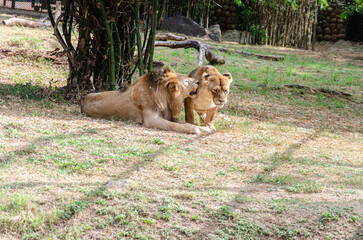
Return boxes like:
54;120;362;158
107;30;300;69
316;0;346;41
209;1;239;30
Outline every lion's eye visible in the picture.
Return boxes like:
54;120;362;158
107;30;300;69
213;89;218;94
224;90;228;93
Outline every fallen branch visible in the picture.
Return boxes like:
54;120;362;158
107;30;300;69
284;84;353;98
156;33;189;41
155;40;225;66
0;48;67;64
2;17;51;28
215;47;284;61
156;33;284;61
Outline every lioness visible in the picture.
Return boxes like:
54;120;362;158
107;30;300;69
184;65;232;130
81;68;203;134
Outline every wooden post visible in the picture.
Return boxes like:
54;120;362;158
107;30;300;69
11;0;15;9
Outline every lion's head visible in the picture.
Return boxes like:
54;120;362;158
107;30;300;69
149;68;199;121
189;65;232;110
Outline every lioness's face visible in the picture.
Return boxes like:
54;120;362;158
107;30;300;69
203;72;232;107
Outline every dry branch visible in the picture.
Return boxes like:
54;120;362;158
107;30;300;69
156;33;189;41
215;47;284;61
284;84;353;98
156;33;284;62
2;17;51;28
155;40;225;65
0;48;66;64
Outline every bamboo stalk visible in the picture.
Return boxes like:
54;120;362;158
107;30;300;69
148;0;159;72
135;0;144;76
97;0;116;90
113;22;122;81
312;0;318;51
282;4;289;47
307;0;314;50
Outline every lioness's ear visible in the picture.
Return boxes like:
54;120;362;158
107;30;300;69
201;72;210;81
223;72;233;82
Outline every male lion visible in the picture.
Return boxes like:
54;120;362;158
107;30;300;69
81;68;203;134
184;65;232;130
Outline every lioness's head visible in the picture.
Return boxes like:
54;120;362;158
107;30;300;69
190;65;232;108
202;71;232;107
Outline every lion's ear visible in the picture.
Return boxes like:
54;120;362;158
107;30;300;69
166;82;178;92
223;72;233;82
163;68;175;75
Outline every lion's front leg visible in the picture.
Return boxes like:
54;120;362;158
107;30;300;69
184;97;195;124
142;109;201;134
198;107;217;131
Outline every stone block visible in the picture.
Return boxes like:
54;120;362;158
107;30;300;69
337;34;345;39
330;23;336;29
322;22;329;28
318;15;325;21
324;27;331;34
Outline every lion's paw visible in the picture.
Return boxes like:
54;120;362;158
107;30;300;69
199;126;214;134
195;128;201;135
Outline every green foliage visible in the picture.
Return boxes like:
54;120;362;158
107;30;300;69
320;211;339;222
57;200;89;219
249;24;267;42
341;0;363;19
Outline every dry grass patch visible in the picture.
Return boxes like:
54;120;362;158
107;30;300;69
0;22;362;239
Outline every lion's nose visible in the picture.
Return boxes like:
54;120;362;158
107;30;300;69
218;99;226;104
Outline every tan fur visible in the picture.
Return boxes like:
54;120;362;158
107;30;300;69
81;68;202;134
184;65;232;130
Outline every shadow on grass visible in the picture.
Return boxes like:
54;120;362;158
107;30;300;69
0;82;65;102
